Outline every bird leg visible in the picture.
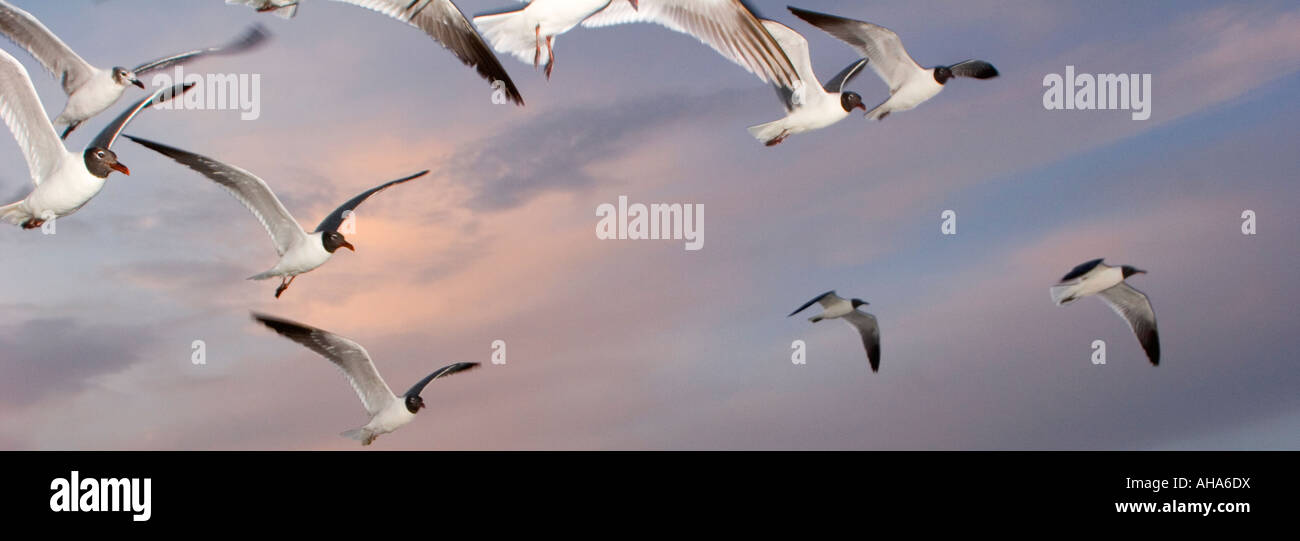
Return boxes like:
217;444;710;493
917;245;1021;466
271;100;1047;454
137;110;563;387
21;218;44;230
533;26;542;69
274;275;296;298
258;1;297;12
765;130;791;147
60;121;80;140
545;36;555;79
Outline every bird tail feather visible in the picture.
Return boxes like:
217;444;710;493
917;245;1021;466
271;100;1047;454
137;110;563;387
0;200;29;226
473;10;548;66
746;119;787;144
247;270;278;281
1050;284;1080;306
341;428;375;446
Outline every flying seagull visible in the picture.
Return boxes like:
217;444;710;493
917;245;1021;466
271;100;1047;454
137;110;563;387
0;0;267;138
788;290;880;372
1050;258;1160;365
474;0;800;85
788;6;997;121
124;135;426;298
253;313;479;446
228;0;524;105
747;20;865;146
0;49;192;229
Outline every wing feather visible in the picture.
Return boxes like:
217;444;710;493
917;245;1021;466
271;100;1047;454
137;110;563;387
1097;283;1160;365
253;313;399;416
124;135;306;256
583;0;800;87
0;0;97;93
0;48;66;185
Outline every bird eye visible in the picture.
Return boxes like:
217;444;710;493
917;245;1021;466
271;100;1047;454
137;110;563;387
96;151;105;158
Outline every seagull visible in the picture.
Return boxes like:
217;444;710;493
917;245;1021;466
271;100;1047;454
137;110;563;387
0;49;192;229
252;313;479;446
0;1;268;138
788;290;880;372
747;20;865;146
229;0;524;105
124;135;426;298
474;0;800;85
1050;258;1160;365
788;6;997;121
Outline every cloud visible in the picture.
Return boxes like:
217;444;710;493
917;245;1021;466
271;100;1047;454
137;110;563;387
0;318;155;407
447;90;746;210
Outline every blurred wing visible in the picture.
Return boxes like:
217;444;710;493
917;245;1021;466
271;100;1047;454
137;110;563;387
329;0;524;105
88;82;193;150
583;0;800;87
124;135;306;256
842;311;881;372
0;0;97;93
315;170;427;233
789;6;919;93
403;362;479;398
1097;283;1160;365
132;24;271;75
787;290;835;317
948;59;998;80
253;313;399;416
0;48;66;185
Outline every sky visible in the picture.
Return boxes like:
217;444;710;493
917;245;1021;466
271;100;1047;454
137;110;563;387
0;0;1297;450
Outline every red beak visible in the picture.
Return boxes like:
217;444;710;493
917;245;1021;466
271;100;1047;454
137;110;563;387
110;162;130;176
629;0;638;10
341;241;355;252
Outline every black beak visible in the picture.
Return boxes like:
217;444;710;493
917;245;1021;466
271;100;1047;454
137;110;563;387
131;79;145;89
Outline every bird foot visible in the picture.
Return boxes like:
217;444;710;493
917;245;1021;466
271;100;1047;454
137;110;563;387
765;131;790;146
21;218;44;230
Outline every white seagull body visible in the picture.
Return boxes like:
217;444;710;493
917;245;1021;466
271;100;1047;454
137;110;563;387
228;0;525;105
747;20;866;146
475;0;800;85
1051;258;1161;365
253;313;479;446
788;6;998;121
0;1;267;138
125;135;426;298
788;290;881;372
0;49;192;228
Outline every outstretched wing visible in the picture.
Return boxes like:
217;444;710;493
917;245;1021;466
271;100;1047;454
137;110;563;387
1097;283;1160;365
125;135;307;256
583;0;801;87
89;82;194;150
315;170;427;233
0;48;66;185
842;310;881;372
0;0;98;93
788;290;836;317
329;0;524;105
132;24;271;75
403;362;479;398
789;6;920;93
253;313;400;416
947;59;998;80
824;58;868;94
